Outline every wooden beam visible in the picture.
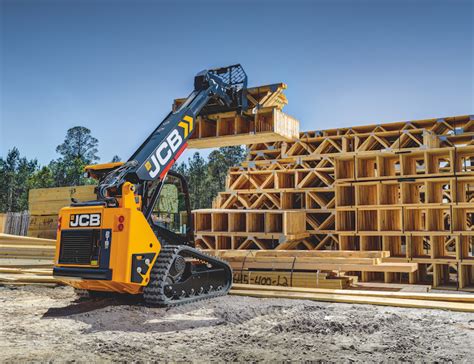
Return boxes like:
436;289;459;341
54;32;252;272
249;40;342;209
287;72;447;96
230;288;474;313
232;284;474;303
0;233;55;246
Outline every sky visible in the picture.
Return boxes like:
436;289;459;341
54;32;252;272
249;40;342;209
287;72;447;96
1;0;473;165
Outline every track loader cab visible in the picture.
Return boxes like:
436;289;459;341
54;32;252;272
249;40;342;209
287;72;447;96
147;171;194;247
53;65;248;306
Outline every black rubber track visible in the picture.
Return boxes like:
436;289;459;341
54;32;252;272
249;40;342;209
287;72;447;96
143;246;232;307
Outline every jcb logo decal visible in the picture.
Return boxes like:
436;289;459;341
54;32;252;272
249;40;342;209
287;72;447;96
70;213;101;227
145;116;193;178
178;115;193;138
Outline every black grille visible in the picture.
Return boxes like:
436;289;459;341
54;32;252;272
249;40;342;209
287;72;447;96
59;229;99;264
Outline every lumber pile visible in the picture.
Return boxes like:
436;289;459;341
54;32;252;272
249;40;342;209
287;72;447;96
230;284;474;313
194;113;474;291
0;233;55;259
0;267;60;285
28;185;96;239
0;233;57;285
233;270;353;289
205;250;417;290
174;83;300;148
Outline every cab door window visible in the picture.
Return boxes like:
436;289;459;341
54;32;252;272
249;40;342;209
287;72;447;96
151;175;188;235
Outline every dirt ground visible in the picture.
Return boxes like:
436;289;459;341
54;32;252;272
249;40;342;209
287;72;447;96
0;285;473;363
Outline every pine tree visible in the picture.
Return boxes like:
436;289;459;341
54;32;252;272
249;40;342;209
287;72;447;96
51;126;99;186
56;126;99;163
0;148;38;212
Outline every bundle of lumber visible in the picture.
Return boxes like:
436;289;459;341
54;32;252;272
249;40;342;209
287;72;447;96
0;233;55;260
28;185;96;239
233;270;355;289
207;249;417;273
204;250;418;291
0;234;57;285
0;267;60;285
230;284;474;313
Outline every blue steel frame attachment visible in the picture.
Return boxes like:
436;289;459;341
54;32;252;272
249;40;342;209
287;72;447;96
96;64;248;204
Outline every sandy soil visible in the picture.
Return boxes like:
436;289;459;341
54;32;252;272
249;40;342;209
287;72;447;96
0;285;473;363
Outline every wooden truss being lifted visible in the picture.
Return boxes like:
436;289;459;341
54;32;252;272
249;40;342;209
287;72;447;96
174;83;300;148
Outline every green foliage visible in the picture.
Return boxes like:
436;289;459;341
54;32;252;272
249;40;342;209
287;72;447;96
48;157;95;187
28;166;55;189
0;148;38;212
0;127;99;212
174;146;246;209
185;152;209;209
56;126;99;163
51;126;99;186
207;146;246;197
